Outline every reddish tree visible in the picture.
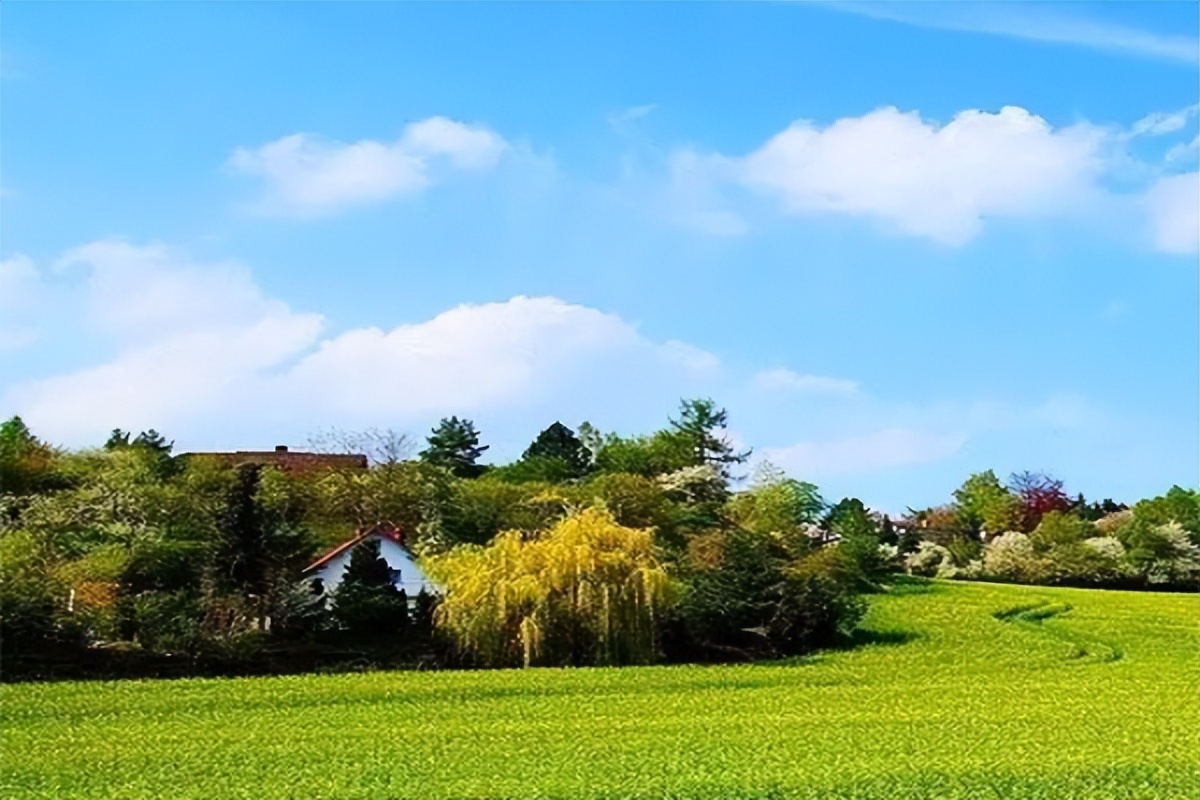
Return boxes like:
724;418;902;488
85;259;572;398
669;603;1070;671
1008;471;1071;532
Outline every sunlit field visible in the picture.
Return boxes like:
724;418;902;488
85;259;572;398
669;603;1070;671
3;579;1196;800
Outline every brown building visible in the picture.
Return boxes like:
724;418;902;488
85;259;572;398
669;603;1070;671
181;445;368;475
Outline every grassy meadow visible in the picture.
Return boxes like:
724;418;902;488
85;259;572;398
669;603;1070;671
2;578;1196;800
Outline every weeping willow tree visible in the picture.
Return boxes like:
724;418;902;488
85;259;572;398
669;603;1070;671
424;507;676;667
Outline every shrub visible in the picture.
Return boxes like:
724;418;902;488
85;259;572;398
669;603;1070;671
904;541;953;577
673;527;863;659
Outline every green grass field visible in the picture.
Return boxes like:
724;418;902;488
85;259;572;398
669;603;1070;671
2;579;1197;799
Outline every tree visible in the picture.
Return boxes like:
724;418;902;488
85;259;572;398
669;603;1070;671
669;399;751;479
104;428;178;479
419;417;488;478
1008;471;1071;532
953;470;1022;536
588;429;694;478
520;422;591;479
1132;487;1199;538
0;416;63;496
727;463;825;541
331;539;409;635
427;508;675;667
216;464;311;628
674;527;864;660
823;498;888;591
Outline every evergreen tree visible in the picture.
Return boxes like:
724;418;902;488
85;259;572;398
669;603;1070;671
520;422;591;479
331;539;410;635
669;398;750;479
419;417;489;478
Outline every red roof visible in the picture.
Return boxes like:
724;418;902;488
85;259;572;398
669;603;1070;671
303;522;409;573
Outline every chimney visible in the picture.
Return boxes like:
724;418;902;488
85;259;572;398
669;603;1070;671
275;445;289;453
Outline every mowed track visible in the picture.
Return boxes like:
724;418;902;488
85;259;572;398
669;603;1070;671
2;579;1197;800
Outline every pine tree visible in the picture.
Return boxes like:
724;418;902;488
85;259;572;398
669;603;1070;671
669;398;751;480
419;417;489;478
331;539;410;635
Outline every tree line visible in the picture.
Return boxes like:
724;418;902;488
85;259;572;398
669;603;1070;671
0;401;1195;679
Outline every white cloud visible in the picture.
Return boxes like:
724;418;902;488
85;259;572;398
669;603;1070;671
55;240;301;342
283;296;711;416
1166;134;1200;165
762;427;967;478
1130;105;1199;138
733;106;1107;246
1;243;718;445
754;368;858;394
228;117;506;217
826;3;1199;64
1143;172;1200;254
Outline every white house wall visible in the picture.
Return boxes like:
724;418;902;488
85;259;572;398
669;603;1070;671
310;535;440;598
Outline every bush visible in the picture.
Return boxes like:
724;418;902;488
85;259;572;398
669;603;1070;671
904;541;954;578
673;527;863;659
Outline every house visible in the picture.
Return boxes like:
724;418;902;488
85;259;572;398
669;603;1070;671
181;445;369;475
303;522;440;599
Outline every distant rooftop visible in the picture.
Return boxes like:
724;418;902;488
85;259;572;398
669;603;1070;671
181;445;368;474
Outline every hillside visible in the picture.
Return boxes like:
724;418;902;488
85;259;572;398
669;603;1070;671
2;579;1197;799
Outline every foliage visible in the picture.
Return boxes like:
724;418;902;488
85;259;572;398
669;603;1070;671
1131;486;1199;537
953;470;1022;535
426;508;675;667
330;539;409;635
1008;471;1072;532
726;462;825;539
1118;519;1200;587
519;421;591;480
674;526;864;658
1028;511;1093;553
419;417;489;478
104;428;179;480
904;541;955;578
0;416;65;497
669;398;751;480
588;429;695;478
439;476;566;548
308;460;452;550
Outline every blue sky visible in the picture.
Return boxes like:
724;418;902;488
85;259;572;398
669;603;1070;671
2;2;1197;512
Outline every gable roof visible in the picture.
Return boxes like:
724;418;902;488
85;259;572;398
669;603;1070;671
303;522;411;573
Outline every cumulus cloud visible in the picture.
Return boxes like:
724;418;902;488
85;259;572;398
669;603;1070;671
1143;172;1200;254
660;104;1198;253
282;296;714;416
762;428;967;477
228;117;507;217
733;106;1107;246
753;368;858;394
0;242;719;445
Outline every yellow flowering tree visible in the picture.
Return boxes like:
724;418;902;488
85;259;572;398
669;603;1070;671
425;508;677;667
